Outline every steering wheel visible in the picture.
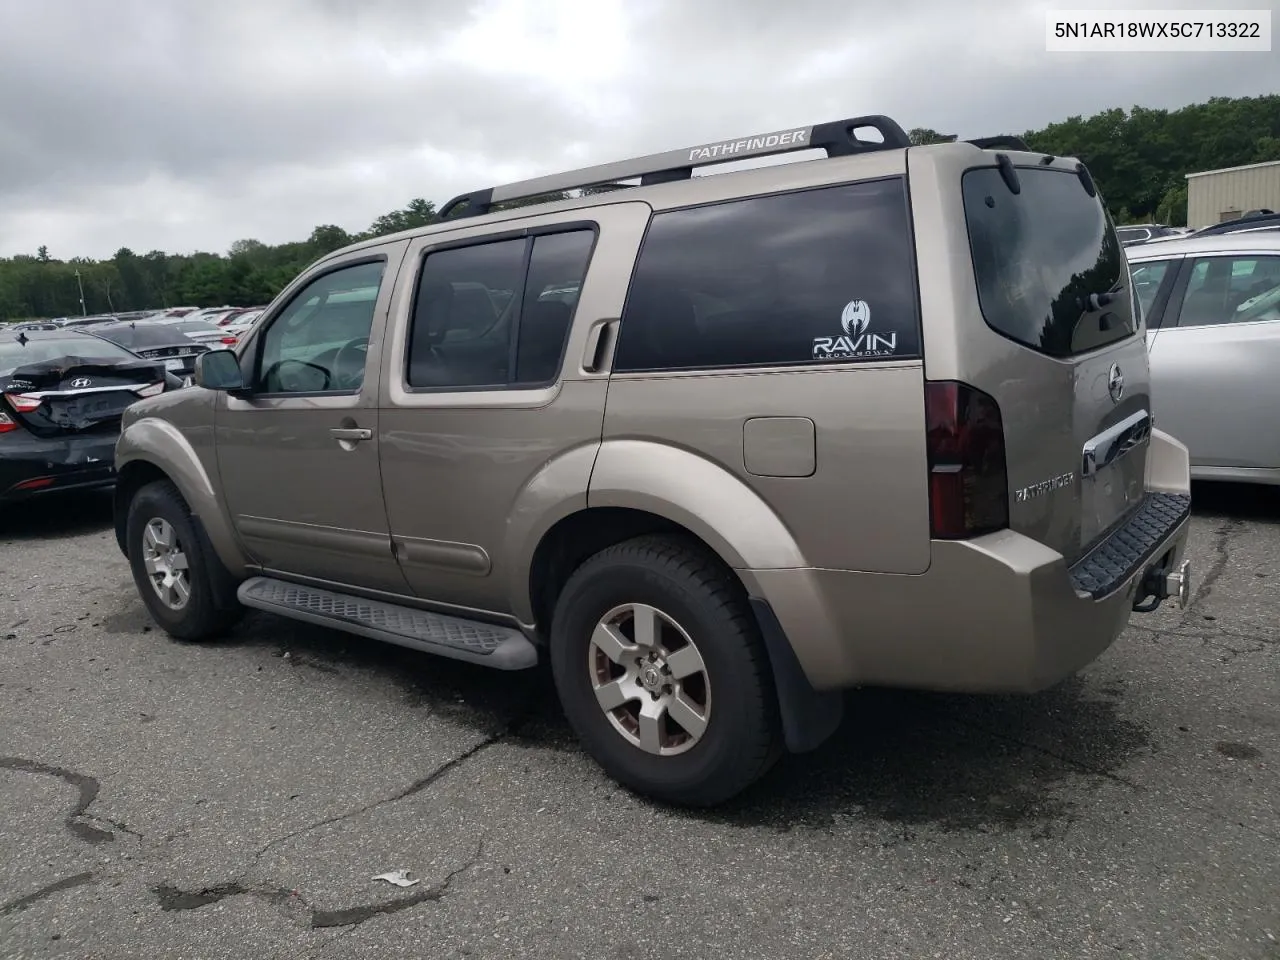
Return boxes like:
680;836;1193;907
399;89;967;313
331;337;370;389
262;359;331;393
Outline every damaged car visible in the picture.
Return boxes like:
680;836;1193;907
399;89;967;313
1;328;172;502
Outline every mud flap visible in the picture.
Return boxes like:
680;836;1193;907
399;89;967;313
749;598;844;753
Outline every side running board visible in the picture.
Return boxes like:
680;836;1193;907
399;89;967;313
237;577;537;671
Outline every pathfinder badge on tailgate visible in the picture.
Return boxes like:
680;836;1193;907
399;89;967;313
1014;471;1075;502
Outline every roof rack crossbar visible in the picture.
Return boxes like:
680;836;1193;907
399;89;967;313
439;114;911;219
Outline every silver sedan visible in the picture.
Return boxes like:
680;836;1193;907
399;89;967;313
1128;232;1280;485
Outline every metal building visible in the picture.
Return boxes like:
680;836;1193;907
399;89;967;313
1185;159;1280;228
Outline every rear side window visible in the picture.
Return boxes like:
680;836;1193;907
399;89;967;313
406;228;595;390
962;166;1135;358
614;178;921;373
1176;255;1280;327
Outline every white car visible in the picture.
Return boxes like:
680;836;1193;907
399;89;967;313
1128;232;1280;485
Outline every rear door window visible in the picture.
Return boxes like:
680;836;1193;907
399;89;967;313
1175;255;1280;327
613;178;921;373
406;228;595;390
962;165;1136;358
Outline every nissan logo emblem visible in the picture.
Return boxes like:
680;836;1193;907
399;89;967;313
71;377;93;388
1107;363;1124;403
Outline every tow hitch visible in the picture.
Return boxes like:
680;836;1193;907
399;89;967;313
1133;559;1192;613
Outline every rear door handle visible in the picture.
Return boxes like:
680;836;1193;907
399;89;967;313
582;318;619;373
330;427;372;442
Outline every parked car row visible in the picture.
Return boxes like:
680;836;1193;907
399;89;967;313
1120;210;1280;248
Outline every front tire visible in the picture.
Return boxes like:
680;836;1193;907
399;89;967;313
126;480;242;641
550;535;781;807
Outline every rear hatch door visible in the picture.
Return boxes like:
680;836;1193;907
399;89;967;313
2;357;166;438
954;156;1151;564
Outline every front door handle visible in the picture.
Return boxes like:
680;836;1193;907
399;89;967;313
330;427;372;442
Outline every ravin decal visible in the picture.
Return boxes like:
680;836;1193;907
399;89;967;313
812;299;897;360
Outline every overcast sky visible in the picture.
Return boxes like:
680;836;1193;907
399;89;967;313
0;0;1273;259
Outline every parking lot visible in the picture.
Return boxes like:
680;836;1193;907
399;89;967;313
0;485;1276;960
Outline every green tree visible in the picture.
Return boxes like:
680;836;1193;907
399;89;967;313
366;198;438;237
908;128;958;145
1156;183;1189;227
308;225;352;256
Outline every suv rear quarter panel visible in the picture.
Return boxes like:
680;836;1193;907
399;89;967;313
598;366;929;573
597;150;930;575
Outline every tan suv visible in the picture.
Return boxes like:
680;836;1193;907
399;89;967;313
114;114;1194;807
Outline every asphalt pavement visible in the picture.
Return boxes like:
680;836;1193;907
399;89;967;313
1;484;1277;960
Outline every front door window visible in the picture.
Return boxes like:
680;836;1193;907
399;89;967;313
257;260;386;394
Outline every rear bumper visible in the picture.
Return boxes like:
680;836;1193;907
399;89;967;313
0;432;119;500
746;429;1193;695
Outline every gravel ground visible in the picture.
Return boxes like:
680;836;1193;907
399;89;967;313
1;484;1277;960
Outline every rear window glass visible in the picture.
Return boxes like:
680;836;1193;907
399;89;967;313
614;178;921;372
0;336;134;377
962;166;1136;358
95;324;181;348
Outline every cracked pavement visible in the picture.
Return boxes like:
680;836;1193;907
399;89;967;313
1;485;1278;959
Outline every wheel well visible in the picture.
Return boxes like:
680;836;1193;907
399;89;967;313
528;507;739;636
113;461;169;556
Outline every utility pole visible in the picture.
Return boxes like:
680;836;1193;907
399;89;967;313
74;268;87;316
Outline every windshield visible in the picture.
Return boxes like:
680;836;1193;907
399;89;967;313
962;165;1136;358
0;336;135;378
174;321;219;334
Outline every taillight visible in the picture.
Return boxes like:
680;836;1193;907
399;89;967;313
0;410;18;434
134;381;165;398
924;380;1009;539
220;336;238;345
4;393;41;413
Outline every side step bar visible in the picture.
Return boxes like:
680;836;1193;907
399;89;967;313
237;577;537;671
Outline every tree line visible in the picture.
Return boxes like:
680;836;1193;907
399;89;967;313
4;94;1277;321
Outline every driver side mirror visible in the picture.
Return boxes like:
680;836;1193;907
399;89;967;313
193;349;246;392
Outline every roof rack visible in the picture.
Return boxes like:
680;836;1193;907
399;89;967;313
967;135;1032;151
439;114;912;220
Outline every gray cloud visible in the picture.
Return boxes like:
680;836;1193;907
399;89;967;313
0;0;1274;258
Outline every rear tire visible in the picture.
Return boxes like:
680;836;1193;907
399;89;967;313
126;480;242;641
550;534;781;807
